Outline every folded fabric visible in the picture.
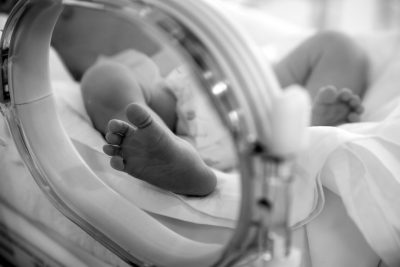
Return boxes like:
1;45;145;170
292;44;400;265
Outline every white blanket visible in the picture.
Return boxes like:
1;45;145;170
292;38;400;266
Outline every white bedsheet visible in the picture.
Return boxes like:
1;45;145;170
292;39;400;266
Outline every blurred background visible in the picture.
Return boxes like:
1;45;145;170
221;0;400;33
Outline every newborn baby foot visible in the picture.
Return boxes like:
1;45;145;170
312;86;364;126
103;103;216;196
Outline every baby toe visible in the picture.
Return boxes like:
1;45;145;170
338;88;353;102
103;144;122;157
317;85;338;104
347;112;361;123
110;156;125;171
105;132;123;145
108;119;129;135
126;103;153;129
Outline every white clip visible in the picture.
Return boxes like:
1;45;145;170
268;85;311;157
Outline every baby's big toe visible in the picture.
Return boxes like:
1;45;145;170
316;86;338;104
126;103;153;129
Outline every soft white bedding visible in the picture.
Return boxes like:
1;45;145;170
292;35;400;266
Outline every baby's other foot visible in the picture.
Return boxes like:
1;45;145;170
311;86;364;126
103;103;216;196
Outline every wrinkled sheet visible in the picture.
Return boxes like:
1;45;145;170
293;41;400;266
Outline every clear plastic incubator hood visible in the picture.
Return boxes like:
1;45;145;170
0;0;310;266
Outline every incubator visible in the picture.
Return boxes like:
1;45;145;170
1;0;400;267
0;0;311;266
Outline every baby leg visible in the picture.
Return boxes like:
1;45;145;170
81;60;149;135
274;31;369;99
81;59;178;134
103;103;216;196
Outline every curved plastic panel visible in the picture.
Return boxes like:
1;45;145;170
7;0;58;104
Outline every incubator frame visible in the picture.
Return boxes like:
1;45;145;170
0;0;298;266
